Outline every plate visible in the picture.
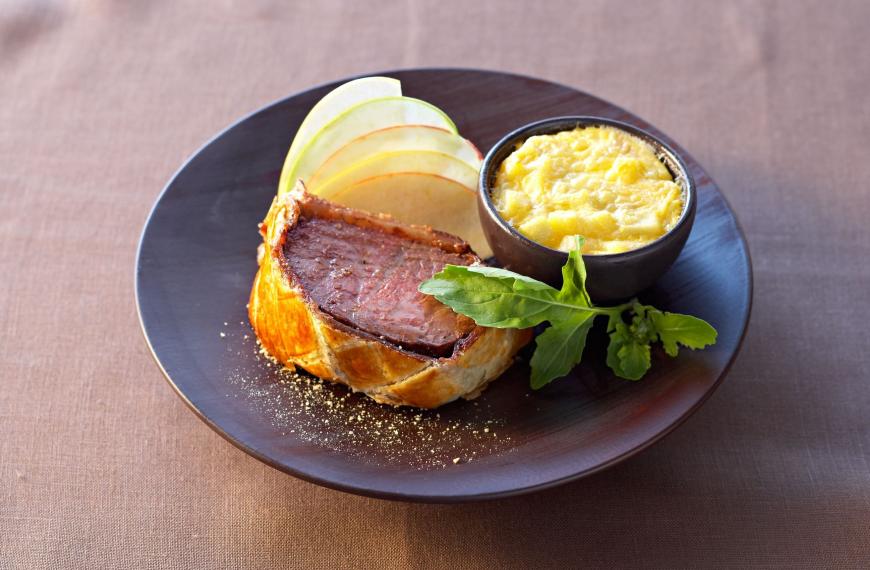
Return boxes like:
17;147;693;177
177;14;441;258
136;69;752;502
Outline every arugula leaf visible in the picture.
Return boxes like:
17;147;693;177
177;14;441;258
606;312;623;333
648;309;718;357
419;239;718;389
617;340;652;380
530;312;594;389
557;236;592;307
606;306;657;380
605;320;646;380
606;323;627;376
419;265;588;328
628;304;656;344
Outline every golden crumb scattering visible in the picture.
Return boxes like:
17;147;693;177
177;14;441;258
221;324;515;470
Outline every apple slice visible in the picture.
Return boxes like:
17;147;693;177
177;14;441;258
282;77;400;178
312;150;478;198
330;172;491;258
308;125;482;189
279;97;456;195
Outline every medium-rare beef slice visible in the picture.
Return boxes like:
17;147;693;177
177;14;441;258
282;216;476;357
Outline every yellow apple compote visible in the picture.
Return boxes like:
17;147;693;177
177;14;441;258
491;126;684;255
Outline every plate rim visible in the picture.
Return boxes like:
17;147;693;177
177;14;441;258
135;67;754;503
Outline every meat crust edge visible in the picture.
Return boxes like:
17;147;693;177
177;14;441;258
248;184;532;409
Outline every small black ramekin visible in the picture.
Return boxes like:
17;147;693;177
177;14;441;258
478;116;696;302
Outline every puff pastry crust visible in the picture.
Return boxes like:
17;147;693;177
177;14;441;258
248;184;531;408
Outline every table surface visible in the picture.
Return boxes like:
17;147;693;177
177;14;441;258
2;1;868;568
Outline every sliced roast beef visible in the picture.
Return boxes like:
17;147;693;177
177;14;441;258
282;211;477;358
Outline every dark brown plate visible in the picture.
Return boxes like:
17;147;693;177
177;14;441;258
136;69;752;503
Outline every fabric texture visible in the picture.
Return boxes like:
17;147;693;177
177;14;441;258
1;0;869;568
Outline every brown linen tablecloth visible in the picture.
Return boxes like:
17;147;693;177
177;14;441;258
2;1;869;568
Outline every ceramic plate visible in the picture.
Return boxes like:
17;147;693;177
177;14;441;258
136;69;752;502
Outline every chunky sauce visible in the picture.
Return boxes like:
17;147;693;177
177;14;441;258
492;126;684;254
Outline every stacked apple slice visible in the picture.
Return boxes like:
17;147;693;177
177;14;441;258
277;77;488;256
